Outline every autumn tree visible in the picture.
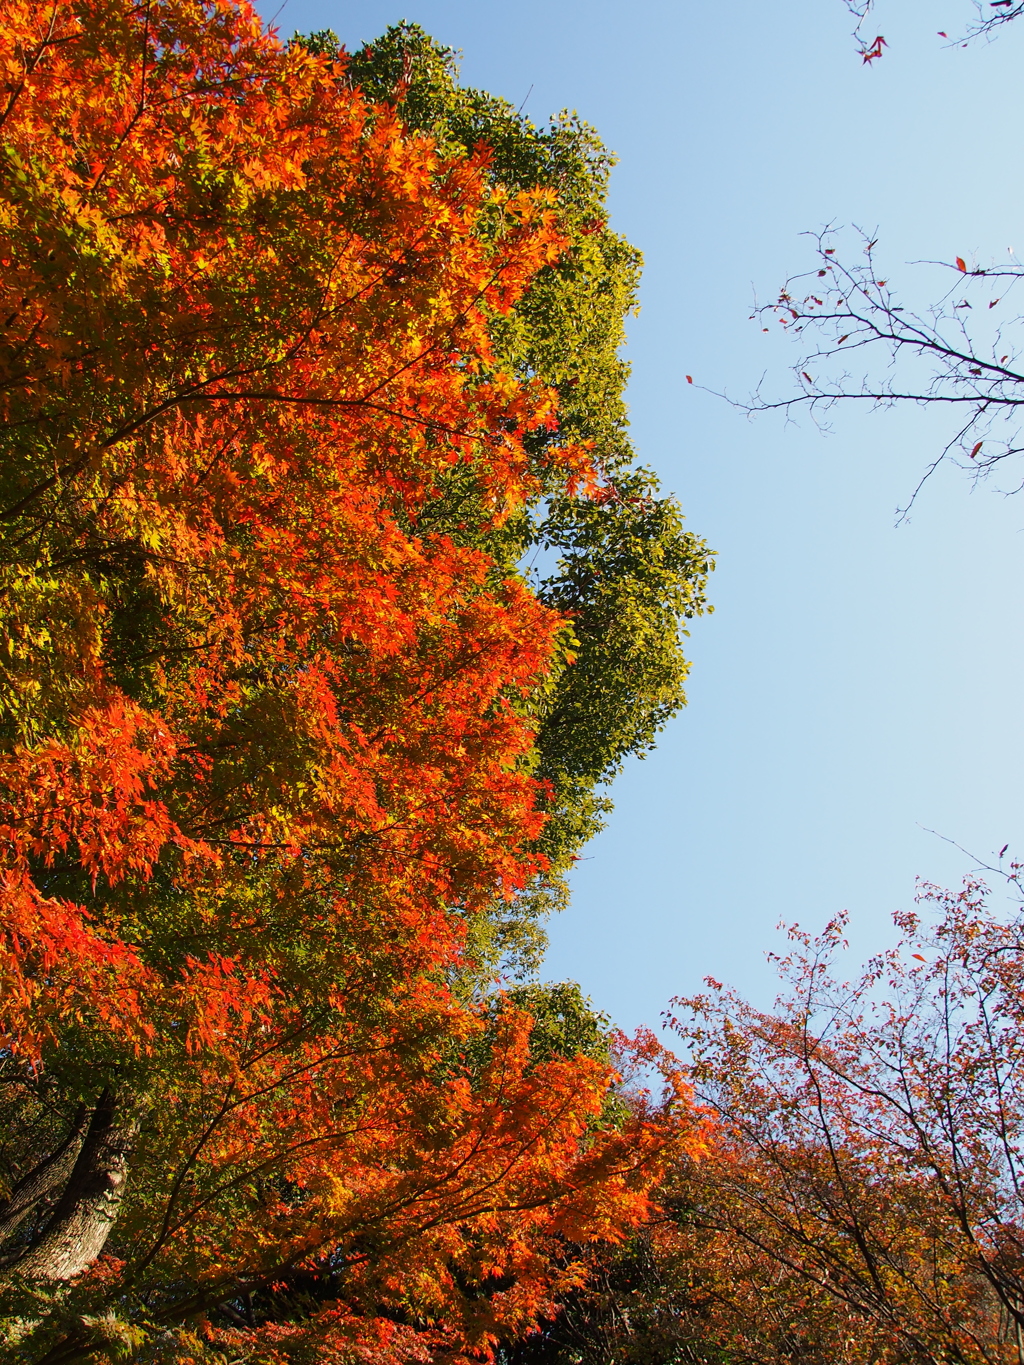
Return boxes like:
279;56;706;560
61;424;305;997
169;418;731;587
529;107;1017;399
0;1;706;1359
657;884;1024;1365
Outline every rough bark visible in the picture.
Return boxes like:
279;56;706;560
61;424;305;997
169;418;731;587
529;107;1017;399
0;1103;88;1251
6;1089;138;1282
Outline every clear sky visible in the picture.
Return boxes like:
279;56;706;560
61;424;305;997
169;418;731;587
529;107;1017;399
261;0;1024;1032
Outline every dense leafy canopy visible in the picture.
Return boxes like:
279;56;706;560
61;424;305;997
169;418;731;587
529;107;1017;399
0;1;708;1359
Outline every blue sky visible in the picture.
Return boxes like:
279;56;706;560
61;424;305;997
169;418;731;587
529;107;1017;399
263;0;1024;1032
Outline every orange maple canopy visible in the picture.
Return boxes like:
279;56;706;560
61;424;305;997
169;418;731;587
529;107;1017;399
0;0;586;1047
0;0;692;1357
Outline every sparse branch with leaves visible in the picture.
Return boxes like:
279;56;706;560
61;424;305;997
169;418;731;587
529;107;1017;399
842;0;1024;53
742;227;1024;514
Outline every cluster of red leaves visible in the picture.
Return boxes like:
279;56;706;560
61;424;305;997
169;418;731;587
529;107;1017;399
0;0;692;1357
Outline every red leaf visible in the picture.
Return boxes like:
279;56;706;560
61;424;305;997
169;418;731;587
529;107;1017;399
686;375;693;384
955;257;968;273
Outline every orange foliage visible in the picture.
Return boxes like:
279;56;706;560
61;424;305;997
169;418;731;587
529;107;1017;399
0;0;573;1046
0;0;689;1357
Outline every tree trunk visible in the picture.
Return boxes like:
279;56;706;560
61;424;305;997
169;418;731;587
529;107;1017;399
7;1089;137;1282
0;1103;88;1251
